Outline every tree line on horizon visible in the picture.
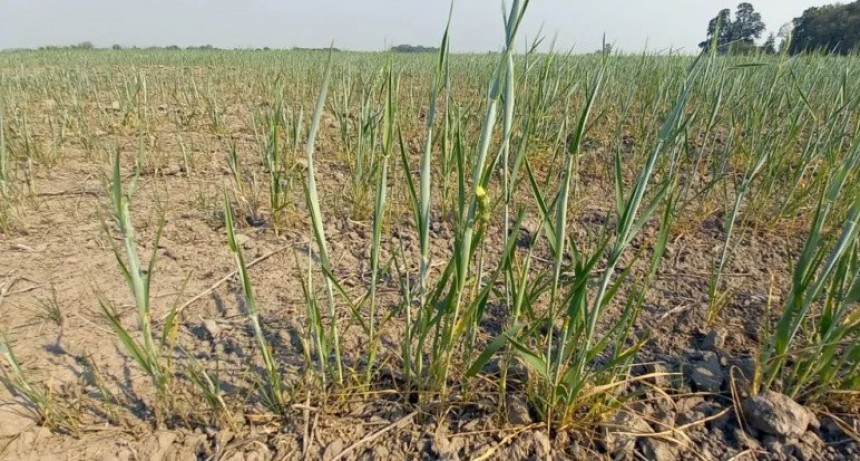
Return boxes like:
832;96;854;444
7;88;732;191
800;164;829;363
8;1;860;56
699;1;860;55
25;42;343;52
26;43;437;54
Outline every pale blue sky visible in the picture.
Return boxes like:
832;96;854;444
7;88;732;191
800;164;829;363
0;0;834;53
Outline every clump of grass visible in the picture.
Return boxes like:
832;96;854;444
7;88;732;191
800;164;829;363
333;67;387;220
0;110;12;234
472;53;699;427
0;338;77;432
34;284;63;327
0;111;8;198
257;100;293;233
184;348;235;429
761;150;860;404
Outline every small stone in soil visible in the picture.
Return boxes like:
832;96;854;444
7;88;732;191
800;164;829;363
701;329;726;352
733;426;762;451
741;390;812;438
645;362;674;388
799;431;823;449
433;432;462;460
222;452;244;461
675;396;705;414
234;233;251;248
726;356;756;392
531;431;551;458
215;430;235;449
676;410;706;426
322;439;345;461
762;435;788;455
156;430;176;450
506;394;532;425
371;444;391;459
637;438;676;461
786;439;817;461
202;319;220;339
244;444;271;461
603;410;653;456
115;448;133;461
650;410;675;432
688;352;724;392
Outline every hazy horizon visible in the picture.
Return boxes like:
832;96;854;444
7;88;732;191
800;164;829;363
0;0;836;53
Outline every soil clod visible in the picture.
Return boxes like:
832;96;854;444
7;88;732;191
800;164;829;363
741;390;812;439
688;351;724;393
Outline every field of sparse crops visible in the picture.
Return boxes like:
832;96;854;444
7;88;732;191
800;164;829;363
2;5;860;460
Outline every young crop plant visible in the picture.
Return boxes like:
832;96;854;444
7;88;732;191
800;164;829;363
258;101;292;234
100;149;179;423
224;191;286;414
301;48;343;386
761;145;860;405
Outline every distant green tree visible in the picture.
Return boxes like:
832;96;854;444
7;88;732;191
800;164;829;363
700;8;733;53
732;3;766;44
699;3;766;54
112;44;122;50
391;44;439;53
789;1;860;55
293;46;341;52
